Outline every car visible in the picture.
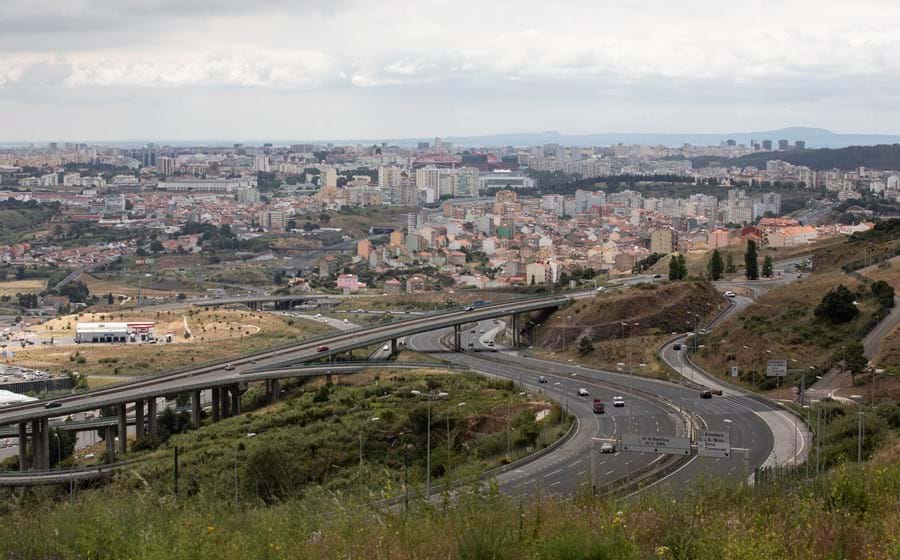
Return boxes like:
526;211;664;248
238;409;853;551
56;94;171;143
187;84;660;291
613;396;625;407
673;343;682;351
538;376;548;383
468;341;475;347
343;318;349;323
382;344;390;352
595;286;605;292
44;401;62;409
600;442;616;453
315;313;322;318
724;290;736;298
699;390;713;399
464;306;474;312
223;363;235;371
250;359;258;365
593;399;605;413
317;345;330;352
653;274;662;279
577;388;590;397
711;389;723;396
487;340;495;347
471;329;476;334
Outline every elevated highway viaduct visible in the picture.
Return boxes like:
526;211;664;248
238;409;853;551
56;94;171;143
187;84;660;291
0;293;576;476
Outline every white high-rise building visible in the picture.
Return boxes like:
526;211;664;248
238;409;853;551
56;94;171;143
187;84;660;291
253;155;271;173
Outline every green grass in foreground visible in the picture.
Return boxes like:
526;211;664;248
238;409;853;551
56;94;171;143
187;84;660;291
0;458;897;559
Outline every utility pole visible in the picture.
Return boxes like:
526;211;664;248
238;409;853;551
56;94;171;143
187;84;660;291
174;446;179;498
857;411;864;463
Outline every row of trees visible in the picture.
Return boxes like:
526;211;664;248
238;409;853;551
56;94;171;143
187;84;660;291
706;241;774;281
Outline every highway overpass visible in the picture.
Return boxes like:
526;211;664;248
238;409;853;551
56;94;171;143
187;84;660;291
0;293;572;475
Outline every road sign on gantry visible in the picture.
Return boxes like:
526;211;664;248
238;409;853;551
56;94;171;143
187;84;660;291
621;434;691;456
697;430;731;458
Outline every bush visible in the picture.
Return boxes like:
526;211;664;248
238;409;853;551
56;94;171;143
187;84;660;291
815;285;859;324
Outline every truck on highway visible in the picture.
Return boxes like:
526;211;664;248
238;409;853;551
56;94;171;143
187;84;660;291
592;399;605;414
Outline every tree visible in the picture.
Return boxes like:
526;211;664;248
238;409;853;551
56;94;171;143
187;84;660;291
725;253;737;274
149;240;165;253
668;255;680;281
744;240;759;280
762;255;774;278
815;284;859;324
871;280;895;309
677;254;687;280
577;337;594;356
840;341;868;381
707;249;724;281
106;292;114;305
59;280;90;304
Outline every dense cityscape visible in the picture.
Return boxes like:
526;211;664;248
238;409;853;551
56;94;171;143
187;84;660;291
1;1;899;558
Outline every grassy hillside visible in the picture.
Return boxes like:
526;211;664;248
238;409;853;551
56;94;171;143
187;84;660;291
812;220;900;273
693;271;883;390
1;445;897;559
65;370;567;503
537;281;726;349
0;206;58;244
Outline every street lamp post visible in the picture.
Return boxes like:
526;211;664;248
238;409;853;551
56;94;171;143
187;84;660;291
412;390;448;499
53;432;60;469
359;417;380;467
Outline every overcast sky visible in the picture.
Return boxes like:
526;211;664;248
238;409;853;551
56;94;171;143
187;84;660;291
2;0;899;142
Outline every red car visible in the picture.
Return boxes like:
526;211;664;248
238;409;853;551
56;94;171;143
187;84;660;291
317;345;330;352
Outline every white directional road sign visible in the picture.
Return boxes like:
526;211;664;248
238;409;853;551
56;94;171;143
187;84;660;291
766;359;788;377
731;366;739;378
622;434;691;456
698;430;731;458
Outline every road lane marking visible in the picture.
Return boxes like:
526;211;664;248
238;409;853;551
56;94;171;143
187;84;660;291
543;469;562;478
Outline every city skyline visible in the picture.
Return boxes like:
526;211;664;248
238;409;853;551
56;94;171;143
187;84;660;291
3;1;900;141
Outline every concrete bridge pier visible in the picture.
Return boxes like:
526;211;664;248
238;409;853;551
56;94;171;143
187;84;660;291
104;425;116;462
134;399;145;442
220;387;231;418
511;314;520;347
191;390;202;428
230;384;240;415
147;398;158;436
30;419;42;470
211;387;221;422
453;325;461;351
40;418;49;469
118;405;127;454
269;379;281;404
18;422;27;471
30;418;49;470
391;338;398;355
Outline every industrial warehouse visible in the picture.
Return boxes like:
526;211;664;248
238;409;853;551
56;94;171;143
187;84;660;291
74;322;156;344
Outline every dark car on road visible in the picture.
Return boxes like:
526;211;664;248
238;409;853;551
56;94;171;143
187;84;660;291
699;390;713;399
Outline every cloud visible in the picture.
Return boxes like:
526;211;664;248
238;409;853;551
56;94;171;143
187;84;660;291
1;0;900;139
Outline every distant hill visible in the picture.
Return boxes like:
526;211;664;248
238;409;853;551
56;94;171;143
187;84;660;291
689;144;900;171
95;126;900;150
439;127;900;150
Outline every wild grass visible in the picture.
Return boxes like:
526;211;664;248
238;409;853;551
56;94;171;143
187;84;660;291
0;457;897;559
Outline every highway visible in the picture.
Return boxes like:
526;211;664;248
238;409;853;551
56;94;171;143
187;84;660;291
0;265;803;490
407;320;770;496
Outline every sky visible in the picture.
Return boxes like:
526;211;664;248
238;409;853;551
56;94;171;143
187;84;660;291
2;0;900;142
